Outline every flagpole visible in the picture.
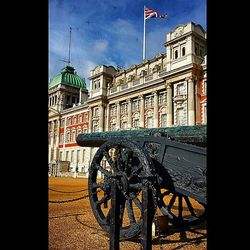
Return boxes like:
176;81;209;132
143;5;146;60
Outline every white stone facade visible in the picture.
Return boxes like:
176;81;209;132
48;22;207;177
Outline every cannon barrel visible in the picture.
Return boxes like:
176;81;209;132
76;125;206;148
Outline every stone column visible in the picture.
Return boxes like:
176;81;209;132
99;104;104;132
187;77;195;125
153;91;158;128
51;120;55;149
195;79;201;124
139;95;145;128
54;118;60;161
106;103;110;131
166;83;173;127
127;99;132;128
116;102;121;129
50;121;55;162
88;108;92;133
79;88;82;105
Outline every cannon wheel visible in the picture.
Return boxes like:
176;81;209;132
158;188;207;227
88;139;156;240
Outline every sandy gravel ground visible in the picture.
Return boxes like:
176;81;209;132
49;177;206;250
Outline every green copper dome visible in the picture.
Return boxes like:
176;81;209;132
49;65;86;89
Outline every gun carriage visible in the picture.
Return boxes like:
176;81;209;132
76;125;206;240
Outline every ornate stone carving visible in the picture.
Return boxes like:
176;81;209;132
174;26;184;38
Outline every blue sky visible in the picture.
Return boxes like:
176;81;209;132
49;0;206;89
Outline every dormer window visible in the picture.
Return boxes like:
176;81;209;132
175;50;178;59
182;47;186;56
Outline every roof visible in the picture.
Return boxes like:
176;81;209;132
49;65;86;89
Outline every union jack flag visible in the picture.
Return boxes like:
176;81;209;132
144;6;167;19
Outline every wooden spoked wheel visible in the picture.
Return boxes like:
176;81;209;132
88;139;155;240
158;188;207;227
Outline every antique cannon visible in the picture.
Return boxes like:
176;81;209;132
76;125;206;240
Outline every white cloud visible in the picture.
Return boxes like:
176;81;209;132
93;40;108;53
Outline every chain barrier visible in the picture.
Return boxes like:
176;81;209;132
48;183;103;204
48;193;90;203
48;187;89;193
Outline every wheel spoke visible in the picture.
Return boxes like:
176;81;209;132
119;200;126;227
115;146;124;172
178;195;183;219
105;209;111;224
126;199;136;224
168;194;176;210
96;164;111;177
184;196;197;217
97;194;110;206
162;190;171;196
101;149;116;170
92;182;105;190
132;196;142;210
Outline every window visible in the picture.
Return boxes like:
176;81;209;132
133;119;140;128
203;104;207;124
121;121;127;130
77;150;80;163
66;151;69;161
146;116;153;128
93;121;99;132
203;80;207;95
66;95;70;105
177;84;185;95
83;126;88;133
60;133;64;144
158;93;166;106
67;130;70;143
111;105;117;117
111;123;116;131
71;151;74;162
72;130;76;142
121;103;128;114
60;151;63;161
93;107;99;117
93;80;100;90
175;50;178;59
161;114;167;127
77;127;82;136
145;96;154;108
73;116;77;124
82;149;85;162
78;114;82;123
84;113;88;122
132;100;140;112
61;119;65;127
176;108;184;125
195;43;199;55
200;46;204;57
67;117;71;126
182;47;186;56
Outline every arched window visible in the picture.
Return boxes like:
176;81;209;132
72;129;76;142
182;47;186;56
175;50;178;59
78;114;82;123
67;130;70;143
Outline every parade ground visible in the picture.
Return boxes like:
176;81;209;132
49;177;207;249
